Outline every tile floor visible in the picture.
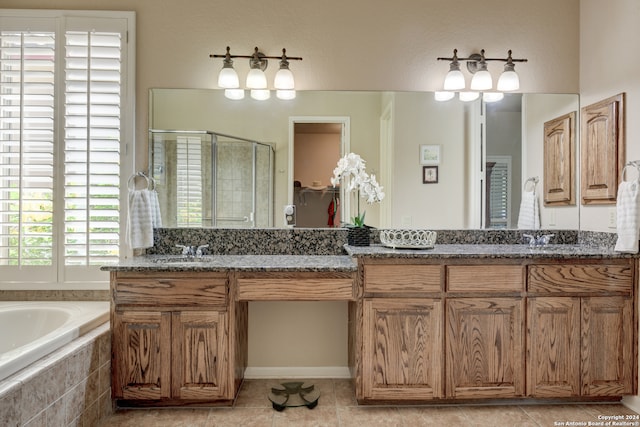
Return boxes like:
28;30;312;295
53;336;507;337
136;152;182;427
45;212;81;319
99;379;640;427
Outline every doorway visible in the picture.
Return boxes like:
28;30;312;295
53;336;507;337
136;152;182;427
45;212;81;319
471;94;522;228
288;117;350;227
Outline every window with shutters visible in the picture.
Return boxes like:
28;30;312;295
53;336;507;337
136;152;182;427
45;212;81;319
0;10;134;286
486;156;512;229
176;135;203;227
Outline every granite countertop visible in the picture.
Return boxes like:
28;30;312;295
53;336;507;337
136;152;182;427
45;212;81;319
100;254;358;273
101;243;637;273
345;244;638;259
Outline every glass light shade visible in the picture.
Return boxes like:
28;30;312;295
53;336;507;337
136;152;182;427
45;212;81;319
217;67;239;88
274;68;295;90
250;89;271;101
459;91;480;102
224;89;245;100
443;69;465;91
482;92;504;103
434;91;455;101
276;89;296;100
470;70;493;90
497;70;520;91
246;68;267;89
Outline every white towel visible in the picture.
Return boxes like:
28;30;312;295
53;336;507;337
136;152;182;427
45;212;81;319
149;190;162;228
127;189;154;249
615;180;640;253
517;190;540;229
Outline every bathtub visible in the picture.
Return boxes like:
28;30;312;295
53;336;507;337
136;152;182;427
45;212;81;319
0;301;109;381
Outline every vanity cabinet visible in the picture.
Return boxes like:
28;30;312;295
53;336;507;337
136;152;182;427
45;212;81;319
111;272;233;404
527;262;635;397
360;263;444;400
446;297;525;399
108;254;636;407
112;310;171;400
362;298;444;400
356;258;637;404
445;264;525;399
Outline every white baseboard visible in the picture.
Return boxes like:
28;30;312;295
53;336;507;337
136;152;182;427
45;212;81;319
244;366;351;379
622;395;640;413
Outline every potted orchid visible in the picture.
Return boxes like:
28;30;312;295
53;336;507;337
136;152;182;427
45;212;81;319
330;152;385;245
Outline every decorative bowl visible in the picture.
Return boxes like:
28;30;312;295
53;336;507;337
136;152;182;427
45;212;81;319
379;229;437;249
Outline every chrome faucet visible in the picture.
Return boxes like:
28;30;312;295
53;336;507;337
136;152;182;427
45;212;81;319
195;244;209;258
176;244;209;258
523;233;555;247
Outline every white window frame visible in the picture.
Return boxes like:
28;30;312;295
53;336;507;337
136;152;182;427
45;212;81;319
0;10;135;290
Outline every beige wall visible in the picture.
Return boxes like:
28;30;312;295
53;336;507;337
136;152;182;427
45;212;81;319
579;0;640;232
294;132;340;190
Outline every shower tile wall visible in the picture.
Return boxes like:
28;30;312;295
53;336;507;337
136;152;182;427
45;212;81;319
217;143;254;227
255;144;272;228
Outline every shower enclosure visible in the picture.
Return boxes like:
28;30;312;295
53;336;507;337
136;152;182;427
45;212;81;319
149;130;274;228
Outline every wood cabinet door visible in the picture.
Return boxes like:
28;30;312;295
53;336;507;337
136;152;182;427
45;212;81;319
581;296;634;396
172;311;228;400
544;112;575;206
580;93;625;205
446;298;525;399
112;311;171;400
362;298;443;400
527;297;580;397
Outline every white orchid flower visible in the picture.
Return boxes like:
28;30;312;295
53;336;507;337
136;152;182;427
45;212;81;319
330;153;385;227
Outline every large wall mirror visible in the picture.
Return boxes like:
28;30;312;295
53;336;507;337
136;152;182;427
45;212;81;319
149;89;579;230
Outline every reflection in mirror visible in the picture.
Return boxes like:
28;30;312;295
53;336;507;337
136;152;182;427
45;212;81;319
149;89;579;230
149;130;274;228
293;122;343;228
485;94;523;228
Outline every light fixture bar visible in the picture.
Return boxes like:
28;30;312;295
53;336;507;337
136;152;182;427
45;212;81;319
437;50;527;64
210;47;302;62
436;49;527;96
210;46;302;100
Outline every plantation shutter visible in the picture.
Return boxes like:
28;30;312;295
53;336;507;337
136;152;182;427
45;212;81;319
0;26;56;278
63;26;122;268
487;156;511;229
0;11;133;286
176;135;203;227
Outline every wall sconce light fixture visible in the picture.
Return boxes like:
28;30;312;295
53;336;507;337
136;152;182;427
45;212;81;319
436;49;527;102
210;47;302;100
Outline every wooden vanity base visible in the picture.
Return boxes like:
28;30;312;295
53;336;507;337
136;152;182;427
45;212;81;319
110;256;637;406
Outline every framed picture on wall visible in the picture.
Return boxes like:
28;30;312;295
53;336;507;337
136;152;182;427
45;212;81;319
423;166;438;184
420;144;441;165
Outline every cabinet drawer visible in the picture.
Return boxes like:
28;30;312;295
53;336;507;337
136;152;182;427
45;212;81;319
364;264;442;294
114;272;227;306
447;265;524;292
528;264;633;294
236;276;354;301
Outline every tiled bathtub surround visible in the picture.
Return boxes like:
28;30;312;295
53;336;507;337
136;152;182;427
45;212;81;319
0;323;111;427
0;289;109;301
147;227;617;256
